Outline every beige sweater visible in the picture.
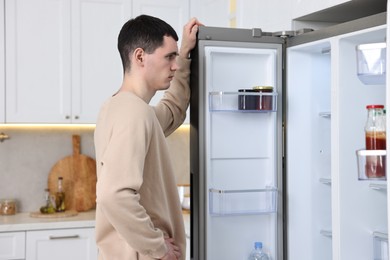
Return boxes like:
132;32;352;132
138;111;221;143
94;57;191;260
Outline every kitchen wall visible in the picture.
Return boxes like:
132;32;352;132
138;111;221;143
0;125;189;213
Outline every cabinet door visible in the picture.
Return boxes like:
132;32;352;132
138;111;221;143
291;0;351;19
132;0;190;103
235;0;293;32
5;0;72;123
26;228;97;260
0;231;26;260
71;0;131;123
190;0;230;28
132;0;190;124
0;0;5;123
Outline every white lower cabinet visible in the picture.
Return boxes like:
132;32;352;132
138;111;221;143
26;228;97;260
0;231;26;260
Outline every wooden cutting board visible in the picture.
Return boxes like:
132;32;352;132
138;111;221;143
48;135;97;212
30;210;78;218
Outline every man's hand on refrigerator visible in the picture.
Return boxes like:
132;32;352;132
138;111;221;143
179;17;203;59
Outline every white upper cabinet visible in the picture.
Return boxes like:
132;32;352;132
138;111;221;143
5;0;72;123
235;0;293;32
0;0;5;123
190;0;230;28
71;0;130;123
291;0;351;19
132;0;190;107
132;0;190;123
132;0;189;42
5;0;130;123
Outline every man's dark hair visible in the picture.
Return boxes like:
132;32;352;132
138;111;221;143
118;15;179;72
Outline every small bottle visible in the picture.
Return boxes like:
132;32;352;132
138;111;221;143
40;189;56;214
365;105;386;150
365;105;386;179
55;177;66;212
248;242;269;260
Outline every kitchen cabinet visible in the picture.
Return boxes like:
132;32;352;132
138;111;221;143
190;0;230;28
0;0;5;123
235;0;293;32
4;0;196;124
26;228;97;260
0;231;25;260
132;0;191;124
5;0;130;123
0;211;96;260
292;0;350;19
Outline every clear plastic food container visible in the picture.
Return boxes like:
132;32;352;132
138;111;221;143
356;42;386;85
356;149;386;180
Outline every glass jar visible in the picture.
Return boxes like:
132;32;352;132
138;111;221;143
253;86;273;110
365;104;386;179
0;199;17;215
238;89;257;110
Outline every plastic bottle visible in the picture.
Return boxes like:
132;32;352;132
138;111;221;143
248;242;269;260
55;177;66;212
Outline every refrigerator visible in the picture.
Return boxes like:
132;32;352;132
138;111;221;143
189;10;389;260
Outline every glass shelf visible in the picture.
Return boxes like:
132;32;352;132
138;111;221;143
320;229;332;238
209;91;278;112
319;178;332;185
373;231;388;260
319;112;331;118
369;183;387;191
356;149;386;181
209;187;277;216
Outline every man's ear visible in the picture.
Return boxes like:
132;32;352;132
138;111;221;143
133;48;145;64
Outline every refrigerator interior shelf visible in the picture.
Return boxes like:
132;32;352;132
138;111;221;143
320;229;332;238
356;149;386;181
369;183;387;191
209;91;278;112
319;177;332;185
209;187;277;216
319;112;331;118
373;231;388;260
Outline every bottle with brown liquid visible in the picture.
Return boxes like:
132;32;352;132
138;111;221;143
55;177;66;212
365;104;386;179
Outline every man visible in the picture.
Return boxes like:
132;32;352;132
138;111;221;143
94;15;200;260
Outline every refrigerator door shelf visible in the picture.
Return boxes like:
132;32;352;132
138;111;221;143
209;91;278;112
356;149;387;181
208;187;277;216
373;231;389;260
356;42;386;85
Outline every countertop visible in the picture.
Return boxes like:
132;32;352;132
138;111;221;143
0;210;191;236
0;210;96;232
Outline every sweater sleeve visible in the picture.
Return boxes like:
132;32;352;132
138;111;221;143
96;106;168;259
153;56;191;136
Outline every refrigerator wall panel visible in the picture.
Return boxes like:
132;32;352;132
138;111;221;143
287;24;387;260
287;39;332;260
335;25;387;260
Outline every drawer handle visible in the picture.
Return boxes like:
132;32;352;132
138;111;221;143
49;235;80;240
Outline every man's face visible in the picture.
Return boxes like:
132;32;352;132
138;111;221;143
144;36;179;92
